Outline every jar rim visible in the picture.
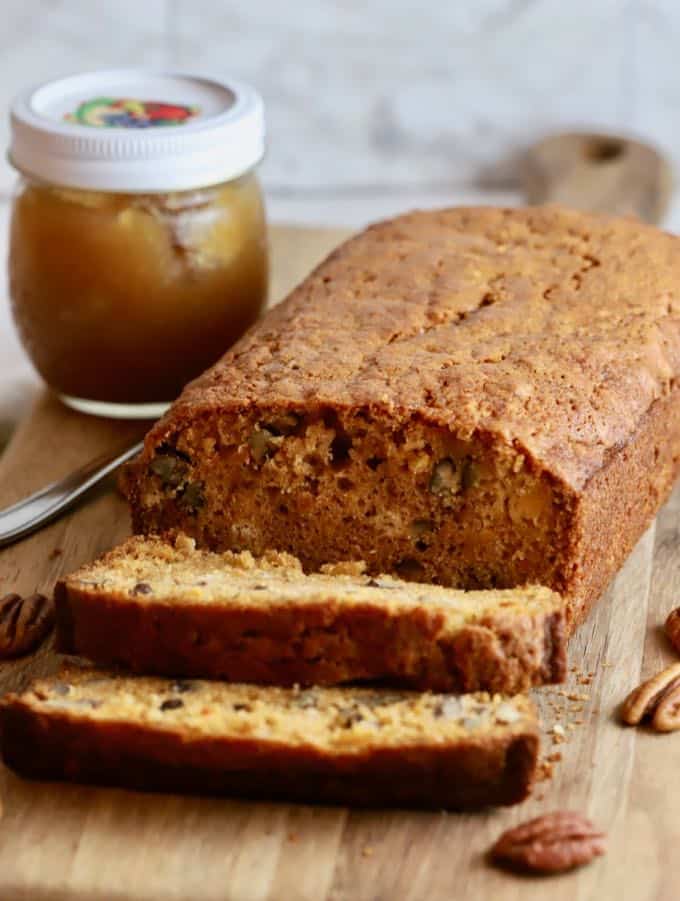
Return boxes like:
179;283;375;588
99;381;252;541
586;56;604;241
9;69;265;192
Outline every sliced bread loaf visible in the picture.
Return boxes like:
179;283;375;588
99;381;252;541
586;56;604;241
123;207;680;629
0;666;539;808
55;534;566;693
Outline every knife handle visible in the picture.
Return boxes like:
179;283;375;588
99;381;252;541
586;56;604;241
522;131;673;224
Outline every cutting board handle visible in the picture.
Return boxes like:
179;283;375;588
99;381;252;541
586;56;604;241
522;131;673;224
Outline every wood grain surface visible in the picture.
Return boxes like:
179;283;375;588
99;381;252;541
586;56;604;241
0;225;678;901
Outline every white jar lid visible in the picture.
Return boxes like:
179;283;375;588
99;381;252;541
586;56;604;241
9;69;265;192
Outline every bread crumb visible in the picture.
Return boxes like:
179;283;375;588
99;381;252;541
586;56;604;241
551;723;566;744
320;561;367;577
174;533;196;553
362;846;374;858
287;831;299;843
536;739;565;784
536;760;553;782
49;548;63;560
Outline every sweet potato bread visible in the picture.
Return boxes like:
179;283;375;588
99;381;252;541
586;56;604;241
55;534;566;693
123;206;680;628
0;667;539;808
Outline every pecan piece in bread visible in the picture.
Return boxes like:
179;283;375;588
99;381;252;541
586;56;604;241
0;593;54;659
491;811;606;874
621;663;680;730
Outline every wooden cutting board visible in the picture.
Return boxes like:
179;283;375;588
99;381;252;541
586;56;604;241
0;225;678;901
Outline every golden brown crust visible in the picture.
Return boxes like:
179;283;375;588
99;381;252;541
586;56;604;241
0;689;539;809
123;206;680;625
134;206;680;491
563;388;680;625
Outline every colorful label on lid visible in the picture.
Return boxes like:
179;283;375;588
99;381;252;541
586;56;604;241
65;97;200;128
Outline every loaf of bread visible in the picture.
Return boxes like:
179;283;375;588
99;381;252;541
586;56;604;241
55;534;566;693
123;206;680;628
0;667;539;808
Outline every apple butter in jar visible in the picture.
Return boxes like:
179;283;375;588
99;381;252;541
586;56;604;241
8;70;268;417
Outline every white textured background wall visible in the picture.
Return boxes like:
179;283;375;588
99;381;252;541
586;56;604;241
0;0;678;204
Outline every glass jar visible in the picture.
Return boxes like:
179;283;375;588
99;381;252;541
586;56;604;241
8;70;268;417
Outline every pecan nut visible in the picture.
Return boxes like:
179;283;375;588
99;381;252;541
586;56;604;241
652;683;680;732
491;811;606;874
665;608;680;655
620;663;680;728
0;592;54;659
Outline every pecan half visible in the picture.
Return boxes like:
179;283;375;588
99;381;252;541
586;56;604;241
665;608;680;655
652;682;680;732
620;663;680;728
0;592;54;659
491;811;606;874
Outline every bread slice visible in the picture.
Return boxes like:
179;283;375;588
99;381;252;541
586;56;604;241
0;666;539;808
55;534;566;693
